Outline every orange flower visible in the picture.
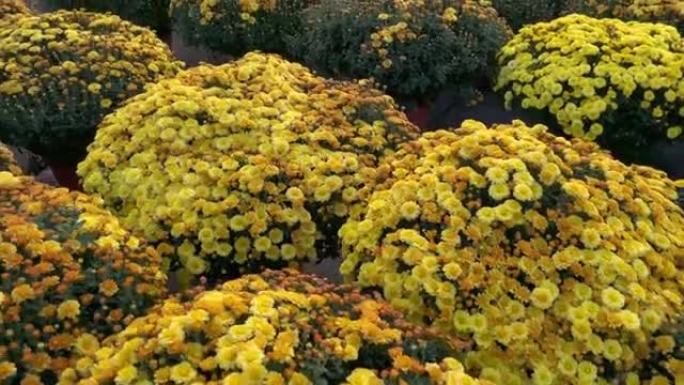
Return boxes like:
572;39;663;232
0;362;17;381
10;284;35;304
99;280;119;297
56;300;81;320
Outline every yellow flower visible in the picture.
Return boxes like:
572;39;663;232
601;287;625;310
74;334;100;356
488;183;510;200
400;201;421;220
512;183;533;201
57;299;81;320
0;362;17;381
10;283;35;303
115;365;138;385
602;339;623;361
87;82;102;94
485;166;509;184
170;362;197;384
530;287;555;309
343;368;382;385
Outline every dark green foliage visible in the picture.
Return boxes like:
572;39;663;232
171;0;312;56
288;0;510;105
42;0;171;31
491;0;561;30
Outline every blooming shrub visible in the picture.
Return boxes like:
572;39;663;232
78;52;418;285
496;14;684;161
0;142;21;175
43;0;171;31
170;0;312;56
340;119;684;384
0;11;183;162
0;173;166;384
59;269;489;385
291;0;510;104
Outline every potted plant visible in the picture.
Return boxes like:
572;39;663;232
77;52;418;287
340;119;684;384
0;10;183;189
496;14;684;175
0;173;167;384
289;0;511;129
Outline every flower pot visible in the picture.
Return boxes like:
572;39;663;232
45;159;82;191
405;105;431;130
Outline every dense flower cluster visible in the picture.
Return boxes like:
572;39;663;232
170;0;312;55
78;52;418;285
59;269;489;385
0;141;21;175
0;0;30;21
43;0;172;30
0;10;183;161
340;119;684;384
293;0;510;103
0;174;166;384
496;14;684;159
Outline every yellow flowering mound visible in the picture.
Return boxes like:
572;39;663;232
0;175;167;384
0;0;30;20
0;141;21;175
59;269;490;385
0;10;183;161
496;14;684;160
340;119;684;384
171;0;312;55
78;52;418;285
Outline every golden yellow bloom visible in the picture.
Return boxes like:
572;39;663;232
57;300;81;320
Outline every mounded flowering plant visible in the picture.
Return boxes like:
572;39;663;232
170;0;313;56
496;14;684;161
0;173;166;384
0;142;21;175
340;119;684;384
59;269;490;385
78;52;418;286
292;0;510;104
0;11;183;162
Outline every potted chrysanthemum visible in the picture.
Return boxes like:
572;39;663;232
0;10;183;189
